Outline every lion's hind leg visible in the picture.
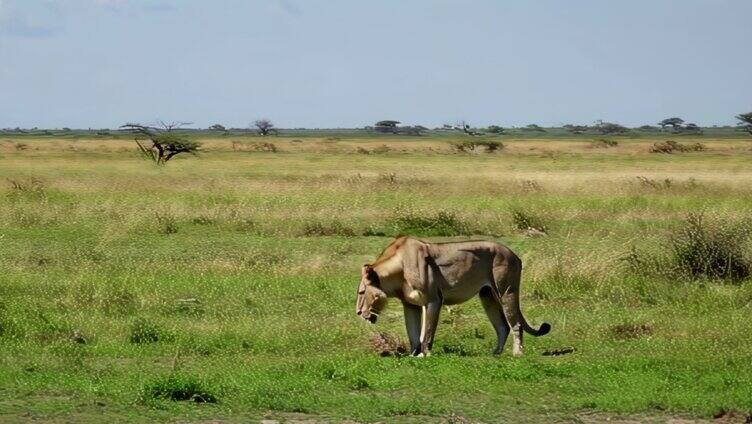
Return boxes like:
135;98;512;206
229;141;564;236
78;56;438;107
403;302;423;356
493;256;525;357
479;285;510;355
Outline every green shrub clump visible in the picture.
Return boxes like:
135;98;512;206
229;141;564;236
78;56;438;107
139;374;217;403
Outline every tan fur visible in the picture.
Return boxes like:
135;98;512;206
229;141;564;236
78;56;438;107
356;236;550;356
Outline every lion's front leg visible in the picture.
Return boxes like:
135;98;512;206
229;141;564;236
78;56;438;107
420;299;442;356
403;302;423;356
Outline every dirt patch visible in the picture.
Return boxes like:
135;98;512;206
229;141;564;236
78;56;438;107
612;323;653;340
370;331;408;357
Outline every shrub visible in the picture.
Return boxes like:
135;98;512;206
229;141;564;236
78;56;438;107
370;332;407;357
687;142;705;152
669;214;751;281
625;214;752;282
518;179;543;192
377;172;398;185
99;285;137;316
439;343;470;356
372;144;391;154
190;215;215;225
392;210;470;236
301;221;356;237
592;138;618;148
612;323;653;340
139;374;218;403
120;123;200;165
512;210;548;234
155;212;178;235
7;177;45;199
635;176;673;189
251;142;277;152
452;140;503;153
650;140;705;154
650;140;681;153
129;318;167;344
0;317;24;341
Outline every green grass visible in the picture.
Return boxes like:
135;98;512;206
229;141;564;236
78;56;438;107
0;135;751;422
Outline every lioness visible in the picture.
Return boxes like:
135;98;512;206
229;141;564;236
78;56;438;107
356;236;550;356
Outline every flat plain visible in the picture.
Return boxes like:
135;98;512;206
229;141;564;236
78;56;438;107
1;133;751;423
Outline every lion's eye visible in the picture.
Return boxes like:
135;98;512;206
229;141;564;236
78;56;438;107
358;290;365;295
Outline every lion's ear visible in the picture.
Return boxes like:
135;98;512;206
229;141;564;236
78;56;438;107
361;263;372;275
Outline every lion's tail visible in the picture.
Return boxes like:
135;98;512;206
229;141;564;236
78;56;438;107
497;256;551;337
501;288;551;336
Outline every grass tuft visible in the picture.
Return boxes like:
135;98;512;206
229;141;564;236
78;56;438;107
612;323;653;340
301;221;356;237
129;318;168;344
669;213;751;281
452;139;503;153
512;209;548;234
155;212;179;234
650;140;705;153
592;138;618;148
392;209;471;236
139;374;218;403
625;213;752;282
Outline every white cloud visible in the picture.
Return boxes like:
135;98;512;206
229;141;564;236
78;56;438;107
0;0;61;38
270;0;301;18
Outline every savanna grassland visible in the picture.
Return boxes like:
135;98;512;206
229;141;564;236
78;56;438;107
1;134;752;423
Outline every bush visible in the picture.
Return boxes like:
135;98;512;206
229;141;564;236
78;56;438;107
635;176;673;189
139;374;218;403
155;212;178;235
301;221;356;237
439;343;470;356
650;140;705;154
669;214;751;281
129;318;167;344
592;138;618;148
7;177;46;199
250;142;277;153
452;140;503;153
512;210;548;234
625;214;752;282
392;210;470;236
120;124;200;165
612;323;653;340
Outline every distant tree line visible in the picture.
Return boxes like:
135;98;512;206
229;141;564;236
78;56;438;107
370;120;426;136
4;111;752;137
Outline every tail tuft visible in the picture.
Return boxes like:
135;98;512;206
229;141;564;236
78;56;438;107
536;323;551;336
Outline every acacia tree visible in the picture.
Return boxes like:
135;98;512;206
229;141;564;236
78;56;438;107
563;124;589;134
253;119;276;136
683;123;703;134
737;112;752;135
373;120;425;135
659;117;684;131
523;124;546;132
374;120;400;133
209;124;226;131
452;121;483;136
487;125;505;134
120;121;199;165
595;121;629;135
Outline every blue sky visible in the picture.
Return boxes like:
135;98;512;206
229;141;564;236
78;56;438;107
1;0;751;129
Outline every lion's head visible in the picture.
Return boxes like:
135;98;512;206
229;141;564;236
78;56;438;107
356;264;387;323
